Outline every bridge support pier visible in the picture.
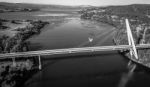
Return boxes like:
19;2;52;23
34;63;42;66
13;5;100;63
12;57;16;67
38;55;42;70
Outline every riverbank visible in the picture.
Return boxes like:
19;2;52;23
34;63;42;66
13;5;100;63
80;5;150;67
0;18;49;87
0;19;49;53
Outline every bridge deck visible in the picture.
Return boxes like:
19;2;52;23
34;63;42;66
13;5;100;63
0;44;150;59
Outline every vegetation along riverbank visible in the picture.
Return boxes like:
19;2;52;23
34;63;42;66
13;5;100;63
0;18;49;87
0;19;49;53
80;4;150;67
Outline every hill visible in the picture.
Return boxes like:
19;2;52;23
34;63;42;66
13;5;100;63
0;2;93;12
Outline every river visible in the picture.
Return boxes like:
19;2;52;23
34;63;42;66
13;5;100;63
1;11;150;87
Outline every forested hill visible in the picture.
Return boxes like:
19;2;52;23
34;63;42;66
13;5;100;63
103;4;150;15
81;4;150;15
80;4;150;25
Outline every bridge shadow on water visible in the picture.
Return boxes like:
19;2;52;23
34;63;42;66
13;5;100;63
41;51;121;71
42;51;119;60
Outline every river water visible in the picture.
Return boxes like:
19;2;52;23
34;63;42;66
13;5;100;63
1;11;150;87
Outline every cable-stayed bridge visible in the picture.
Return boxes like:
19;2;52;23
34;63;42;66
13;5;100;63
0;19;150;70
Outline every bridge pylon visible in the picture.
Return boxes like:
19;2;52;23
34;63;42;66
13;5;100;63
125;19;138;60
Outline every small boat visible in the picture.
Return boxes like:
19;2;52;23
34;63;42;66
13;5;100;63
88;37;93;42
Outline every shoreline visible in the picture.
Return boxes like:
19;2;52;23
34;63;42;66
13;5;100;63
0;19;49;53
0;19;49;87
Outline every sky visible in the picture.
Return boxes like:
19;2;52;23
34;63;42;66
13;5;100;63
0;0;150;6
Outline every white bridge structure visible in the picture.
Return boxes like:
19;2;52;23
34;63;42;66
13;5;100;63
126;19;139;60
0;19;150;70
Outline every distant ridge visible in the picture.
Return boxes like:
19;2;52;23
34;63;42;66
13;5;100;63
0;2;93;11
1;2;150;12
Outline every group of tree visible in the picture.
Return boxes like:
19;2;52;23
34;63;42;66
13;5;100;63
0;20;49;53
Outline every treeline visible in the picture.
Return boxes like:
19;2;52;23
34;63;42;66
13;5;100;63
81;4;150;25
0;2;40;13
0;8;40;13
